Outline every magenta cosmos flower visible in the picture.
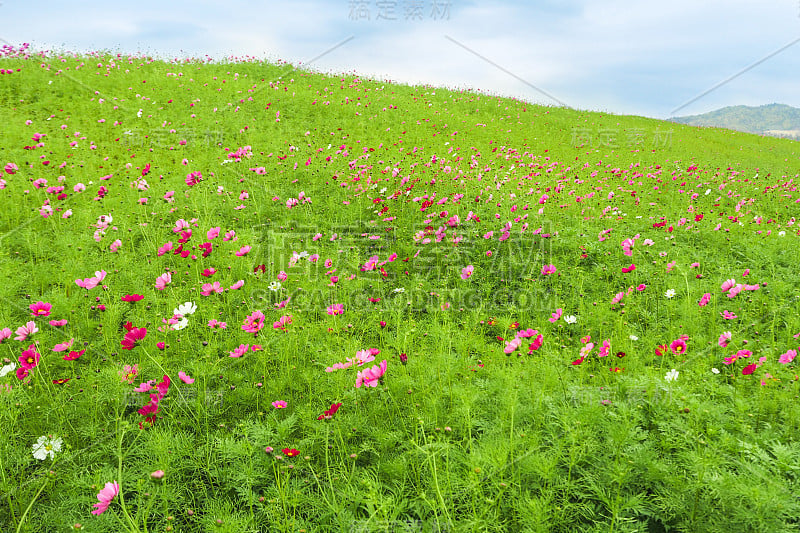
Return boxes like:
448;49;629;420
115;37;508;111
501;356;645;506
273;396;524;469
29;301;52;317
541;265;557;275
326;304;344;316
91;481;120;515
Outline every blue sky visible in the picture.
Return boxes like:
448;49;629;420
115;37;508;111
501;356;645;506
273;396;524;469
2;0;799;119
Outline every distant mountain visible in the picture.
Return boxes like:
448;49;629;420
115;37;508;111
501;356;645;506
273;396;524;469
670;103;800;140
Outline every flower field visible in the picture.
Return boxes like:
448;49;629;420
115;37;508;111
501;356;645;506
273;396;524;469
1;44;800;532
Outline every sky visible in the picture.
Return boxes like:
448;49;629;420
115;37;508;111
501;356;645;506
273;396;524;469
2;0;799;119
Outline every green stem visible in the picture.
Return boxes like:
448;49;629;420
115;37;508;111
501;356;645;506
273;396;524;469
15;470;52;533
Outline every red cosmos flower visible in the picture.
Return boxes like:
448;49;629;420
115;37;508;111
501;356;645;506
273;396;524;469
281;448;300;457
655;344;669;357
121;324;147;350
121;294;144;302
64;349;85;361
199;242;212;258
742;363;757;375
253;264;266;274
317;403;342;420
53;378;71;384
571;356;585;366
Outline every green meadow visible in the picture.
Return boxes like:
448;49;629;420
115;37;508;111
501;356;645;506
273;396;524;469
1;47;799;532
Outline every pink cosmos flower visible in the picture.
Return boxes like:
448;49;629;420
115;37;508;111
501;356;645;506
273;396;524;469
461;265;474;280
29;301;52;317
698;293;712;307
14;321;38;341
208;319;227;329
229;343;250;358
52;338;74;352
718;331;732;348
549;308;563;323
109;239;122;253
157;242;173;256
541;265;557;276
49;319;67;327
611;292;625;305
353;349;378;366
75;270;107;290
121;294;144;302
579;343;594;359
721;279;736;292
202;268;216;277
327;304;344;316
356;360;388;388
178;371;194;384
91;481;120;515
273;315;292;331
229;280;244;290
134;380;156;393
272;400;287;408
0;328;12;343
120;365;138;384
242;311;265;335
636;284;646;291
235;245;251;256
779;349;797;364
155;272;172;290
277;271;288;281
504;337;522;354
721;310;737;320
598;339;611;357
207;227;221;239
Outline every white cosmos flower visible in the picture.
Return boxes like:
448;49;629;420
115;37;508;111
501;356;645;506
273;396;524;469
711;368;720;374
563;315;577;324
0;362;16;378
268;281;282;292
629;335;639;341
393;287;406;293
171;317;189;331
32;435;62;460
665;369;679;382
665;289;676;299
174;302;197;316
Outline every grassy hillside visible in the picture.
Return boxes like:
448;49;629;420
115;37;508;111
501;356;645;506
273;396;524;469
1;47;800;532
671;103;800;136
